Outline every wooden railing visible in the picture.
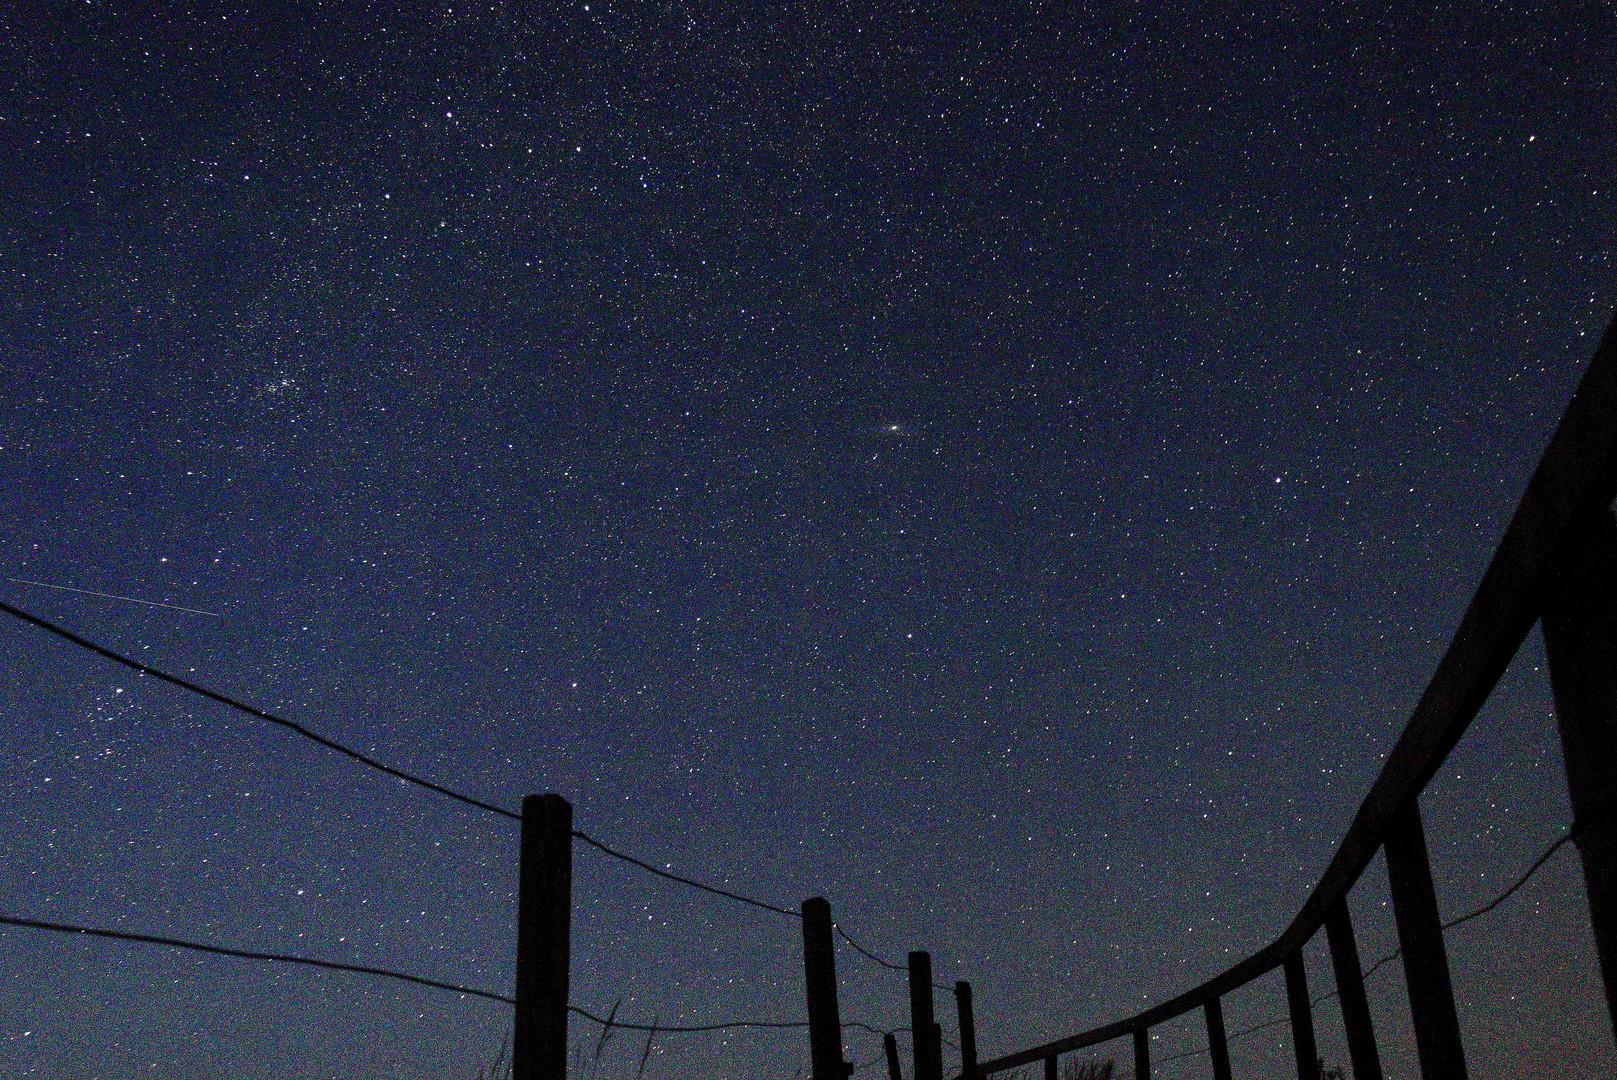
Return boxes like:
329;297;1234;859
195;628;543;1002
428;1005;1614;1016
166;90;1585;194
957;313;1617;1080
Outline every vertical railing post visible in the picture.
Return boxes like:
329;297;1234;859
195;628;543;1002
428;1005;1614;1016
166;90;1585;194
885;1032;903;1080
1542;508;1617;1046
1324;898;1384;1080
802;897;847;1080
1284;952;1320;1080
1133;1027;1149;1080
515;793;572;1080
1204;997;1232;1080
956;981;979;1080
909;952;942;1080
1043;1054;1057;1080
1384;801;1468;1080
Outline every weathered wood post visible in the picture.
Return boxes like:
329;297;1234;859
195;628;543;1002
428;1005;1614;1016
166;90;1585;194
885;1032;903;1080
802;897;847;1080
1284;951;1320;1080
1204;997;1232;1080
1324;898;1384;1080
515;793;572;1080
1133;1027;1149;1080
1384;801;1468;1080
1542;509;1617;1046
956;980;979;1080
909;952;942;1080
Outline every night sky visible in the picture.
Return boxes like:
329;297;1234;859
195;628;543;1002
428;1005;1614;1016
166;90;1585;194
3;3;1616;1078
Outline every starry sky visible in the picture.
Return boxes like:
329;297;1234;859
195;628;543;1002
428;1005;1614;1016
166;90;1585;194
2;2;1616;1078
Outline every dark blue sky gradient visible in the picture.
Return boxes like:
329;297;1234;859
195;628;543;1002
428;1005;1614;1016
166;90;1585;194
2;3;1615;1077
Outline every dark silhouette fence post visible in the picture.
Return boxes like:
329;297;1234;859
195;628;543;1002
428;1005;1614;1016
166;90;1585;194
1324;898;1383;1080
1284;951;1320;1080
909;952;942;1080
1133;1028;1149;1080
515;793;572;1080
1384;801;1468;1080
801;897;847;1080
956;981;979;1080
1204;998;1232;1080
885;1032;903;1080
1543;508;1617;1045
1043;1053;1057;1080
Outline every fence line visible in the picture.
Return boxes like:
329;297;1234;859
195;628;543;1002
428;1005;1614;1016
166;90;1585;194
0;595;927;967
0;598;521;821
0;913;513;1003
835;923;907;971
573;830;800;918
971;311;1617;1080
0;598;932;1078
0;911;919;1038
20;322;1611;1078
1151;820;1581;1067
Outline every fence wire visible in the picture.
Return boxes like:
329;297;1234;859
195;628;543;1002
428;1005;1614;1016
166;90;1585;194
1152;820;1582;1069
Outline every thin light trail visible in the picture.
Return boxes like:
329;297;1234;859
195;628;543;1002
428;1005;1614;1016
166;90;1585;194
6;576;221;617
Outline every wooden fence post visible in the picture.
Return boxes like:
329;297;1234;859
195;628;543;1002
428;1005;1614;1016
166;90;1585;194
802;897;847;1080
1384;801;1468;1080
1043;1053;1057;1080
956;981;979;1080
1323;898;1383;1080
1132;1027;1149;1080
909;952;942;1080
515;793;572;1080
1284;951;1320;1080
1542;508;1617;1046
885;1032;903;1080
1204;997;1232;1080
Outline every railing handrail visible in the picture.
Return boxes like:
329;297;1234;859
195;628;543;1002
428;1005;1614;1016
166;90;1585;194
976;314;1617;1074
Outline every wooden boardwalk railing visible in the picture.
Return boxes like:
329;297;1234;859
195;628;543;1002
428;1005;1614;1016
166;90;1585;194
959;312;1617;1080
500;316;1617;1080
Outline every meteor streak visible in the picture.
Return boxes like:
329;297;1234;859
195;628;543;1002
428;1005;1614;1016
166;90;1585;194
4;577;221;618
